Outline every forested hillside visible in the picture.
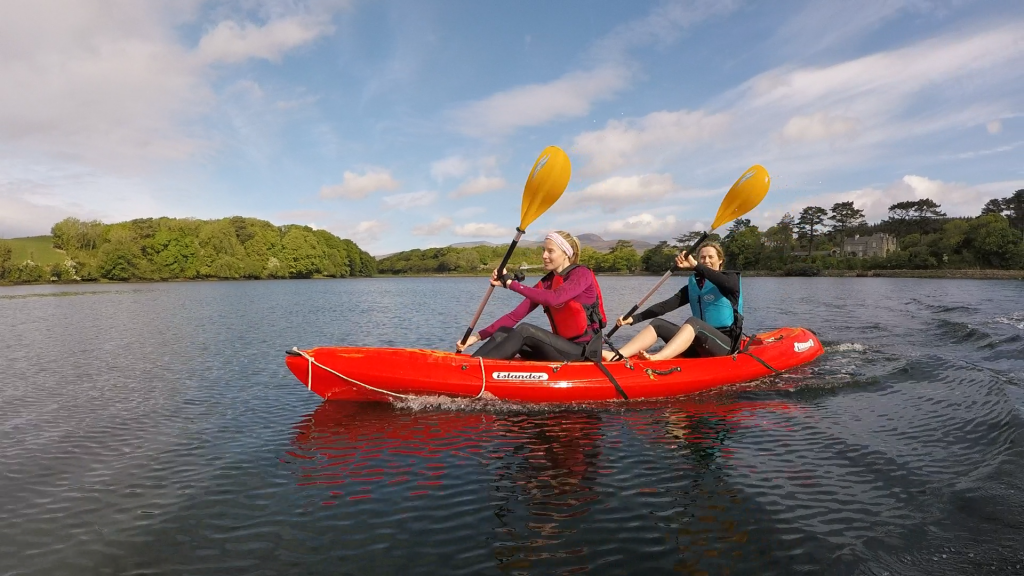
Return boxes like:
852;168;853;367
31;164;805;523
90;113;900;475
0;216;375;283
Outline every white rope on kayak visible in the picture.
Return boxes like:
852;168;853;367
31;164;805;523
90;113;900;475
292;347;488;400
293;347;414;399
475;356;486;399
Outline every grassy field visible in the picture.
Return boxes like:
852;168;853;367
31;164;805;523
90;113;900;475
4;236;66;266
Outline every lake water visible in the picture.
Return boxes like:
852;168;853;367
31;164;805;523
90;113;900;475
1;276;1023;575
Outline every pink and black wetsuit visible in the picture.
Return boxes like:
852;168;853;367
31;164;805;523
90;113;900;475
473;267;601;361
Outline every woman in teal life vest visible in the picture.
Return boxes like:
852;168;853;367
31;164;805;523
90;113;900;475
602;241;742;361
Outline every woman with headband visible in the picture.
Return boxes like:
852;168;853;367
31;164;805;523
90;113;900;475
455;231;608;361
601;241;743;361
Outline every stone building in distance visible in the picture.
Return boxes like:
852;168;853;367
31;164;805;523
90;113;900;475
843;233;897;257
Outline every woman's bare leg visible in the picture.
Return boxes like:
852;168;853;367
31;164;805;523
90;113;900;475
644;321;697;360
602;325;660;361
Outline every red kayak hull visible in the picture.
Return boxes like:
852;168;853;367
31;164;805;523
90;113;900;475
285;327;823;403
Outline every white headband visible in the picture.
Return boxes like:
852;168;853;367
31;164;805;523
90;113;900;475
546;232;574;259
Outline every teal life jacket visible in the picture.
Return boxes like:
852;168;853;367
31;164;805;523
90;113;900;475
687;272;743;331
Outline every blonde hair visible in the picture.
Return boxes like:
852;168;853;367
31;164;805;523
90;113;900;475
554;230;581;265
696;241;725;270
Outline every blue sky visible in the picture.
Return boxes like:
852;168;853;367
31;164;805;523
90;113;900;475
1;0;1022;254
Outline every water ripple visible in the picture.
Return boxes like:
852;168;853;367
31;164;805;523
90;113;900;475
2;277;1023;575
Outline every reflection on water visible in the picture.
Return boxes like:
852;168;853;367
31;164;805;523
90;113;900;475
1;277;1023;575
286;399;828;574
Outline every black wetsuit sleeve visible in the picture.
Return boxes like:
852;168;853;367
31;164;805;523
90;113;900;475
632;285;690;323
695;264;740;302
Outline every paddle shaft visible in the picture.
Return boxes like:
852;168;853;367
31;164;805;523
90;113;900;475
457;228;524;352
605;232;708;338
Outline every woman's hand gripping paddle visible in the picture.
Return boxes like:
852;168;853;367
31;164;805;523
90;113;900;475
456;146;572;352
605;165;770;339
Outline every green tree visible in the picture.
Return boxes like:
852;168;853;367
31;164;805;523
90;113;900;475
11;261;49;283
578;246;606;271
724;218;751;241
641;241;677;273
987;189;1024;242
280;227;326;278
674;230;706;251
604;240;641;272
764;213;795;262
723;225;763;270
828;201;866;245
151;228;199;279
98;230;142;281
885;198;946;239
965;214;1024;268
795;206;828;255
0;240;13;280
51;217;103;252
981;197;1005;215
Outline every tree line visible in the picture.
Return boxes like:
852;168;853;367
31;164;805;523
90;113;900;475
0;216;376;284
376;240;648;275
376;188;1024;276
697;189;1024;274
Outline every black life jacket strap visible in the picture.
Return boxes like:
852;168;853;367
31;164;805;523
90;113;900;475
734;330;780;373
583;335;628;400
741;348;780;373
727;271;744;354
603;339;626;362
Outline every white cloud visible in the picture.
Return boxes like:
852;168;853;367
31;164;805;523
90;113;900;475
453;222;513;238
449;67;631;138
572;110;732;176
381;190;437;210
0;1;348;172
453;206;487;218
590;0;739;60
951;140;1024;160
449;176;508;199
197;16;335;64
441;0;736;142
430;156;471;182
560;21;1024;190
562;173;678;212
769;0;933;57
412;217;452;236
780;113;860;143
604;213;679;236
895;175;1024;218
336;220;387;244
319;168;400;199
0;187;102;239
0;1;208;169
987;120;1003;134
740;25;1024;148
0;164;166;238
760;175;1024;227
275;209;331;223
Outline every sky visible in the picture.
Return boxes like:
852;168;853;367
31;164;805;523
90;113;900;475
1;0;1022;255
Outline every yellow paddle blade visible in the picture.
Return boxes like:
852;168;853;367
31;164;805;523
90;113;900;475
711;164;771;230
519;146;571;230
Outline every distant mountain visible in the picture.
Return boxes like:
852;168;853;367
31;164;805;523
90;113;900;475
448;240;500;248
447;233;658;253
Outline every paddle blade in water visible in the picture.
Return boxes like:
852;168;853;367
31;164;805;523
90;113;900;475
711;164;770;230
520;146;571;230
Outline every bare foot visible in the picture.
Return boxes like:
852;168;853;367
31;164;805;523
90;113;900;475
637;349;655;361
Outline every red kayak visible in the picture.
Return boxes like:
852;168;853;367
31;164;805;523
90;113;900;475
285;327;823;403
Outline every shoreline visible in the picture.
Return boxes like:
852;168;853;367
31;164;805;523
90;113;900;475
375;269;1024;280
3;269;1023;288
